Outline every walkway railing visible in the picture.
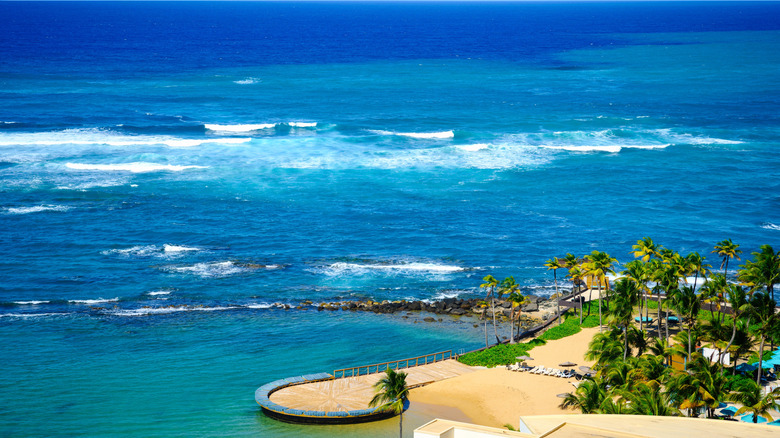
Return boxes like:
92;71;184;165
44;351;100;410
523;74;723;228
333;350;453;379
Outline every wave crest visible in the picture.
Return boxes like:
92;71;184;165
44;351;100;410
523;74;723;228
66;162;208;173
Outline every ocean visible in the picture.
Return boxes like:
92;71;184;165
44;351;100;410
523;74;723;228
1;1;779;436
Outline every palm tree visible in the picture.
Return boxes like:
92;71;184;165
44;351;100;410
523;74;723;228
670;285;701;363
369;368;409;437
507;290;526;344
631;236;660;263
500;276;521;343
622;260;648;332
545;257;564;325
748;291;779;384
685;252;710;292
559;378;607;413
712;238;741;279
583;251;617;332
567;264;585;324
620;381;679;416
728;379;780;423
609;278;639;360
585;328;624;367
740;244;780;303
480;275;500;345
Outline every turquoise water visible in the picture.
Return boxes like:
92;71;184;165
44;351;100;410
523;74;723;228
1;2;780;436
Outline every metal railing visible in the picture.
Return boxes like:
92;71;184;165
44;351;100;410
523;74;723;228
333;350;453;379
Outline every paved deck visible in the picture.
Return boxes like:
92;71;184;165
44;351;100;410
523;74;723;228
269;359;475;413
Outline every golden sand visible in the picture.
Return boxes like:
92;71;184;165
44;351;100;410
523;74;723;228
408;326;600;427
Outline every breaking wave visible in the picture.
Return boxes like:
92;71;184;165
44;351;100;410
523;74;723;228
3;205;72;215
0;128;250;148
66;162;208;173
164;261;279;278
762;223;780;231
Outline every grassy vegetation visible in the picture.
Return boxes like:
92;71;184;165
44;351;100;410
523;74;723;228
459;307;600;367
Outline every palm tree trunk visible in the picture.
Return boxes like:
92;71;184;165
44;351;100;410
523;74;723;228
483;312;488;348
757;336;765;385
491;296;500;344
623;326;628;361
554;272;560;325
399;412;403;438
509;306;515;344
598;284;603;332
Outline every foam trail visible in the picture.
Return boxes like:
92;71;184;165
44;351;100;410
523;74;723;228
0;129;250;147
233;77;260;85
13;300;51;305
147;291;172;296
457;144;489;151
163;244;200;253
541;145;622;153
396;131;454;139
205;123;276;132
69;298;120;305
110;305;240;317
322;262;465;276
66;162;208;173
288;122;317;128
762;223;780;231
4;205;72;215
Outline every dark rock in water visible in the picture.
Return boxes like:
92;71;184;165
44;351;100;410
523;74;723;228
409;301;422;311
460;303;472;309
423;317;436;322
525;295;541;304
451;309;466;316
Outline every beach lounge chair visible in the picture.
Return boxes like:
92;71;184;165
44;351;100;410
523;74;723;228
529;366;540;373
534;366;545;374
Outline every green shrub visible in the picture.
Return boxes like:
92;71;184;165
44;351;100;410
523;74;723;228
458;343;533;368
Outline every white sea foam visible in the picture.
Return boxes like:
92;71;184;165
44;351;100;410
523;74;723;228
541;145;623;153
456;144;489;151
321;261;465;277
163;244;200;253
69;297;120;305
762;223;780;231
233;77;260;85
288;122;317;128
111;305;240;317
244;303;275;309
66;162;208;173
166;261;252;278
147;291;172;296
0;128;250;148
3;205;72;215
103;244;201;258
13;300;51;305
396;131;455;139
0;313;68;319
205;123;276;132
367;129;454;139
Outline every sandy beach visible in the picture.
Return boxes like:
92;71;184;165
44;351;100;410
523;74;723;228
409;326;600;427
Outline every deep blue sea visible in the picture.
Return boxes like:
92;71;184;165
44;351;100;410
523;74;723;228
1;1;779;436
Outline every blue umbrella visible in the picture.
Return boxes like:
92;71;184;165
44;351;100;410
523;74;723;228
736;363;758;373
740;413;768;424
720;406;738;417
768;419;780;427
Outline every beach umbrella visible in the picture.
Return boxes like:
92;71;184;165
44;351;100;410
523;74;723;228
736;363;758;373
516;355;534;361
556;393;570;398
579;366;594;374
768;419;780;426
740;413;768;424
559;361;577;367
719;406;738;417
